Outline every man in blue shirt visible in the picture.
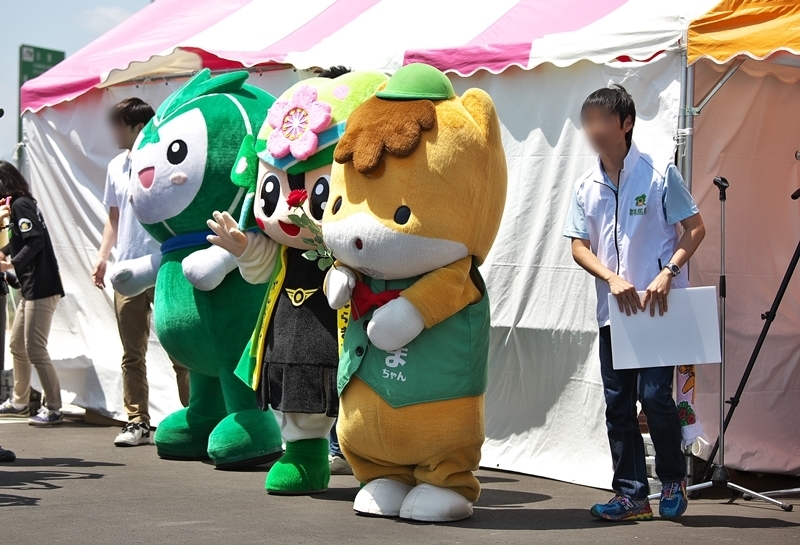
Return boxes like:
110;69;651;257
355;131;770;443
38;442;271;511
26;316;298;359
564;85;706;521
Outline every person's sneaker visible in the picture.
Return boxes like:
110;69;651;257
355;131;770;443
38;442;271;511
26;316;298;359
0;446;16;462
28;407;64;426
659;479;688;519
114;421;151;447
329;454;353;475
0;399;30;418
590;495;653;522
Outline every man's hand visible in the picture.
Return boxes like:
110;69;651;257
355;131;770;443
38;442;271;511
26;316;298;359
0;257;13;272
207;211;249;257
608;274;642;316
642;269;672;317
92;256;107;289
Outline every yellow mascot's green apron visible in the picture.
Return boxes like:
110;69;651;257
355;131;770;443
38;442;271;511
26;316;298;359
338;272;490;408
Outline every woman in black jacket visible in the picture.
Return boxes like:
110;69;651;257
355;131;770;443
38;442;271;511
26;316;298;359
0;161;65;426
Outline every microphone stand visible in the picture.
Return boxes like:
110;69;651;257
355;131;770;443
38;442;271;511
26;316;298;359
682;177;793;511
739;188;800;504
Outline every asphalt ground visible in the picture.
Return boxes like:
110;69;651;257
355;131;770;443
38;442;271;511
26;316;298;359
1;420;798;545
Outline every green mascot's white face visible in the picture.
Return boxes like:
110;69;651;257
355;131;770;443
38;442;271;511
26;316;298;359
128;69;276;242
130;108;209;225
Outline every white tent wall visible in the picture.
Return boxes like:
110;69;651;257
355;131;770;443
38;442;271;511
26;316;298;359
18;68;307;426
19;53;683;488
450;53;684;488
690;59;800;475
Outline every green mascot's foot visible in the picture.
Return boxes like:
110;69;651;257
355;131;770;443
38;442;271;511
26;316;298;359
208;409;284;471
266;438;330;495
154;408;221;461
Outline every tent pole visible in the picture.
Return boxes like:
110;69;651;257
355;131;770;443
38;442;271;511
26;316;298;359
676;52;688;177
684;63;695;192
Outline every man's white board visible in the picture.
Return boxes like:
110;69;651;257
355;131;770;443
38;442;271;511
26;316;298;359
608;287;721;370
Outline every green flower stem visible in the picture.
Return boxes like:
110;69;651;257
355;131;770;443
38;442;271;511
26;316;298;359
288;205;337;270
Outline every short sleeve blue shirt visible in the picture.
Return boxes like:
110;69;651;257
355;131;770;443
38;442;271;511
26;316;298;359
563;163;698;240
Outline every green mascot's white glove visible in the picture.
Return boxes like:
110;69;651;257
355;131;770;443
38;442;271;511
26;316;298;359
182;245;238;292
110;254;161;297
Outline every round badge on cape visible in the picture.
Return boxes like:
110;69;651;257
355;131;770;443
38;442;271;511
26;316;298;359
18;218;33;233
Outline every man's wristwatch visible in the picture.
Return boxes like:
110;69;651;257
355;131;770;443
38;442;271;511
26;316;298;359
664;262;681;277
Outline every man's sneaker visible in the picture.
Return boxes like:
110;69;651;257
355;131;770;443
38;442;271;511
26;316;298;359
28;407;64;426
659;479;688;519
590;495;653;522
0;399;30;418
329;454;353;475
114;422;151;447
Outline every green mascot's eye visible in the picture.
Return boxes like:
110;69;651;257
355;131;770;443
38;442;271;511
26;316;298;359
167;140;188;165
309;176;329;221
260;173;280;217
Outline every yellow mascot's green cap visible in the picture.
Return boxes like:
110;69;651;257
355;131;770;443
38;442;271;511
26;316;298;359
376;63;455;101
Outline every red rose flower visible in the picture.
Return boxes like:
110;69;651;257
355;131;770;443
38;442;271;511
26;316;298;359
287;189;308;208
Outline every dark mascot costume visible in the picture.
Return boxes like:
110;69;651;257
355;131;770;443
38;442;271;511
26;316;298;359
208;70;388;494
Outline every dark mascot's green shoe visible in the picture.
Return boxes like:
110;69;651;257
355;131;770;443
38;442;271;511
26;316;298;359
266;438;330;495
208;409;284;470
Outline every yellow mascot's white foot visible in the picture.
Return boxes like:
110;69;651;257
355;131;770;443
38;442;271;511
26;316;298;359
353;478;413;517
399;483;474;522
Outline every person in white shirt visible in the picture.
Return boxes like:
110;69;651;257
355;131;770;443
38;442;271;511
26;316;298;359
92;98;189;447
563;85;705;522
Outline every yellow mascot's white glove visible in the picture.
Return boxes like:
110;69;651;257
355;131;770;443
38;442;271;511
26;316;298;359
325;266;356;309
367;297;425;351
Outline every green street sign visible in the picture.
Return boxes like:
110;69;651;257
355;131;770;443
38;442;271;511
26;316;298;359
18;44;65;140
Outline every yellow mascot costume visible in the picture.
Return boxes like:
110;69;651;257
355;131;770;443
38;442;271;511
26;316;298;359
322;63;507;522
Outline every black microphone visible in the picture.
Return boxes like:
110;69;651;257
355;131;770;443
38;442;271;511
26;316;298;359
0;108;4;118
792;189;800;200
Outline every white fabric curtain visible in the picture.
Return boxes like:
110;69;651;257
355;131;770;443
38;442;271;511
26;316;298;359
19;69;306;425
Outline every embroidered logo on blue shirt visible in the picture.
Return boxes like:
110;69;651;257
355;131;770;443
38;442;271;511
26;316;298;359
630;194;648;217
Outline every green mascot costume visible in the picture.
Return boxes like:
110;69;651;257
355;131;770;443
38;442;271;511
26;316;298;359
207;69;388;493
112;69;283;469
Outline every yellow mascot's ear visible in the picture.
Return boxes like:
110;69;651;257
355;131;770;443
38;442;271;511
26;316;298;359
461;88;501;142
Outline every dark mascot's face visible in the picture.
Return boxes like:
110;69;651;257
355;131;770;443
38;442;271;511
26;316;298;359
253;161;331;250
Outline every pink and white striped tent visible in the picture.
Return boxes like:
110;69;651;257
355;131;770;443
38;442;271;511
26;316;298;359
22;0;716;113
20;0;800;489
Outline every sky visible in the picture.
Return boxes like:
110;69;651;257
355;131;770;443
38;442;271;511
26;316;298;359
0;0;151;160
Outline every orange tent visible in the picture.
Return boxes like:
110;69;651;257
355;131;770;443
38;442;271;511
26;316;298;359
688;0;800;65
677;0;800;494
